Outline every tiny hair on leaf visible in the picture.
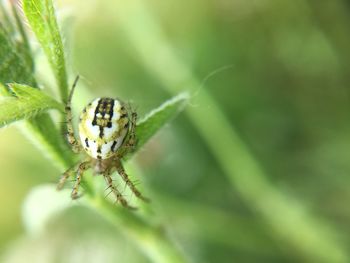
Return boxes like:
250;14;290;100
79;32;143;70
129;92;190;157
0;83;64;128
23;0;69;102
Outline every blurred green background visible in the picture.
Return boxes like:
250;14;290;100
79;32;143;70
1;0;350;262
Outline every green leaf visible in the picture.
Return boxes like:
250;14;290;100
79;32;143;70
0;83;63;128
133;92;190;154
11;3;34;72
0;7;73;169
23;0;68;102
0;83;10;96
0;6;72;169
0;24;36;86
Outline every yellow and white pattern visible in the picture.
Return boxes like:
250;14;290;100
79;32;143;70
78;97;129;160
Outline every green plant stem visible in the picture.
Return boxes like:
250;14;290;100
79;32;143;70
111;1;348;261
20;117;74;170
3;2;187;262
84;184;188;263
54;86;190;263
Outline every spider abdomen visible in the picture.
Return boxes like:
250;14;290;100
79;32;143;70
78;97;129;160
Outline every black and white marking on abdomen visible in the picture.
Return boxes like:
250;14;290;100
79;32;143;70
91;98;113;138
78;97;129;160
111;141;117;152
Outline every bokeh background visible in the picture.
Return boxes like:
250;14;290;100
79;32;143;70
1;0;350;262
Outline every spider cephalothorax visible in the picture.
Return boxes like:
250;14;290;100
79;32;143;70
57;76;149;209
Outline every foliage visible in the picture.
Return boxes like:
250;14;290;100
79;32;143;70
135;91;189;152
0;1;189;262
0;83;63;128
1;0;350;263
23;0;68;101
0;4;71;168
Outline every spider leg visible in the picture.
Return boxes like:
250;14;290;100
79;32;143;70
57;163;80;190
115;160;150;202
103;170;136;210
71;161;91;200
123;106;137;151
127;109;137;149
65;75;82;153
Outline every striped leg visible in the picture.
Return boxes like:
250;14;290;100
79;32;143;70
104;171;136;210
116;109;137;159
71;161;91;200
65;75;82;153
126;110;137;149
57;163;80;190
122;104;137;151
115;161;150;202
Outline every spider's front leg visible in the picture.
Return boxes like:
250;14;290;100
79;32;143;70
125;108;137;150
65;76;82;153
103;169;136;210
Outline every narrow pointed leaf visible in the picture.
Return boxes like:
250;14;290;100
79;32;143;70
11;3;34;71
0;24;36;86
23;0;68;101
0;8;73;168
133;92;189;154
0;83;63;128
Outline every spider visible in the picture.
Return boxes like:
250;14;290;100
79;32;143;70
57;76;149;209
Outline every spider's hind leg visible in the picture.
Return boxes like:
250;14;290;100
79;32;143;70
115;160;150;203
57;163;79;190
103;169;136;210
71;161;91;200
